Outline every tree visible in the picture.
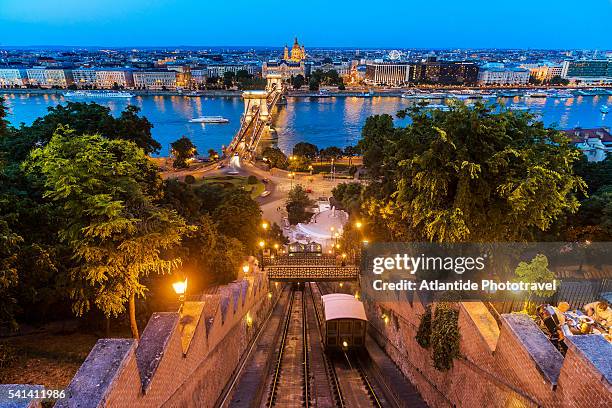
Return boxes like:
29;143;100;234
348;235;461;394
27;132;190;339
332;182;363;214
574;155;612;196
223;71;235;88
171;136;198;169
343;145;360;166
320;146;343;161
293;142;319;160
564;187;612;242
207;148;219;160
291;74;306;90
0;220;22;330
359;103;584;242
358;114;395;180
213;189;262;252
288;155;311;172
549;76;569;86
5;102;161;160
309;77;320;91
513;254;556;314
286;185;314;225
262;146;288;169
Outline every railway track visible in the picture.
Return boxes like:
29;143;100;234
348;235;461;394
312;283;393;408
305;283;344;408
265;287;310;407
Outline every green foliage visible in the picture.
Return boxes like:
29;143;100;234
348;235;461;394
184;175;196;184
332;182;363;214
247;175;258;185
574;155;612;196
293;142;319;159
2;102;160;160
213;189;262;252
310;69;344;88
286;185;314;225
358;104;585;242
27;132;189;328
262;146;288;169
288;155;311;172
513;254;556;314
430;303;460;371
291;74;306;90
415;305;432;349
0;220;22;330
564;187;612;241
171;136;198;169
320;146;343;160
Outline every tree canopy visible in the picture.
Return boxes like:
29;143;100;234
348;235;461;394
27;131;189;338
2;102;161;160
171;136;198;168
355;103;585;242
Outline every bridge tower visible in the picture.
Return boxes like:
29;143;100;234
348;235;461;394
266;73;284;93
242;90;269;123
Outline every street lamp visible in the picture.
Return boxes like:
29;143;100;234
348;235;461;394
355;221;363;229
242;264;250;275
261;221;269;231
172;278;188;312
259;240;266;268
289;172;295;188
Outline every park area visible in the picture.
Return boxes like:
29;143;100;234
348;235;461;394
196;175;266;198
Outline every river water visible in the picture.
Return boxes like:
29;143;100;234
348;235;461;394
2;92;611;156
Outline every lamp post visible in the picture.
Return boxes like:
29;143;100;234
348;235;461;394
172;278;188;313
289;172;295;189
259;240;265;269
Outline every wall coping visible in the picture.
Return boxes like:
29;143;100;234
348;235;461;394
55;339;136;408
461;302;500;352
565;334;612;385
135;312;179;393
501;313;564;385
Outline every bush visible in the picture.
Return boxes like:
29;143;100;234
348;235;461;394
430;303;460;371
247;175;258;185
415;305;432;349
184;175;196;184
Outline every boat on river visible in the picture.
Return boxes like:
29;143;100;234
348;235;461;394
189;116;229;123
63;90;134;98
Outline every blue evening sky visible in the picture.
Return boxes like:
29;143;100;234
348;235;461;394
1;0;611;49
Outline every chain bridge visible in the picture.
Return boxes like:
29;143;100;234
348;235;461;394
225;74;285;159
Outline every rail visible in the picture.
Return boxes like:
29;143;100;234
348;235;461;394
302;287;311;408
267;289;295;407
308;283;345;408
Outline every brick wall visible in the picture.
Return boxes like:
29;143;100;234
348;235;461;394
364;293;612;408
53;270;279;408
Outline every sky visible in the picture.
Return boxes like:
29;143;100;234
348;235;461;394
1;0;611;49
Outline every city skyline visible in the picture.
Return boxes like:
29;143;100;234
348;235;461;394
1;0;612;49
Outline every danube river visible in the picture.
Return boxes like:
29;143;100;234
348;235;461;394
2;92;611;156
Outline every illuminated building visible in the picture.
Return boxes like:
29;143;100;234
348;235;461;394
561;60;612;84
364;61;410;86
0;68;27;87
26;68;73;88
478;67;530;85
133;70;177;90
264;37;307;79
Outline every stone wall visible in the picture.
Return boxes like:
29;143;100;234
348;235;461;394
53;271;279;408
363;291;612;408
